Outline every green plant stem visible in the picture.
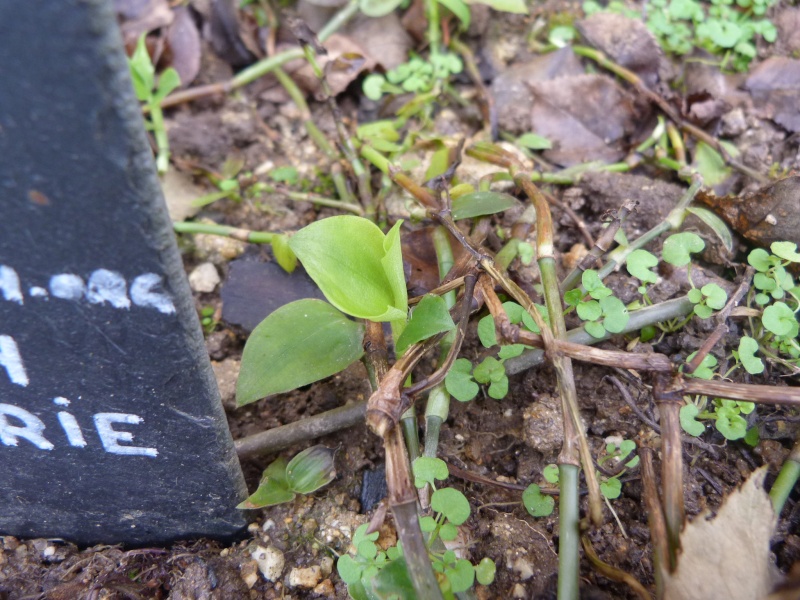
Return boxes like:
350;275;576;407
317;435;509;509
424;227;457;456
558;464;580;600
515;175;603;528
505;296;695;375
770;439;800;515
401;406;421;462
173;221;275;243
149;103;170;174
331;163;357;206
427;0;441;59
273;186;364;215
272;67;337;159
600;178;702;280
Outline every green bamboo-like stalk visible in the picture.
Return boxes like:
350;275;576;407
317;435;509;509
770;439;800;515
558;464;580;600
172;221;275;243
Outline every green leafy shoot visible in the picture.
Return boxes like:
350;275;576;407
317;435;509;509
473;356;509;400
680;403;706;437
684;352;718;380
289;216;408;324
128;34;181;174
517;133;553;150
451;192;518;220
626;249;659;287
543;464;560;484
238;446;336;508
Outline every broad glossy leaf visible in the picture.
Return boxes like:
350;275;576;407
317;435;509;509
289;217;407;322
451;192;517;220
236;299;364;405
271;234;298;273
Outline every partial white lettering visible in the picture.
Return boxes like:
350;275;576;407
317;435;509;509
0;404;54;450
130;273;175;314
94;413;158;457
0;266;23;305
57;412;87;447
50;274;85;300
0;335;29;387
86;270;130;309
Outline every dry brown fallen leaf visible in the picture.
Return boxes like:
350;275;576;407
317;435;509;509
697;175;800;248
745;57;800;133
529;73;641;166
663;467;779;600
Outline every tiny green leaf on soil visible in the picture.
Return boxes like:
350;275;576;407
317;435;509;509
626;249;659;284
522;484;555;517
236;299;364;405
680;403;706;437
431;488;471;525
662;232;705;267
412;456;449;488
445;358;479;402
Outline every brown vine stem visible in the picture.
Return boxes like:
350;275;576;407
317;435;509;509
572;45;769;184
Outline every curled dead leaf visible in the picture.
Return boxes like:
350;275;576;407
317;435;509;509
697;175;800;248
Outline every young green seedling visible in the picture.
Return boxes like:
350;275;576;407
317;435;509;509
238;445;336;508
127;35;181;174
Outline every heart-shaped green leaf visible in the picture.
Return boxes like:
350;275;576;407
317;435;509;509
522;484;555;517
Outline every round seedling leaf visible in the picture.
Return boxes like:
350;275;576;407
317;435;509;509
715;406;747;440
701;283;728;310
362;74;386;101
445;358;479;402
662;232;705;267
337;554;365;585
771;241;800;263
488;376;509;400
738;336;764;374
288;217;407;322
685;352;717;380
694;304;714;319
600;476;622;499
680;403;706;437
543;464;560;484
626;249;659;284
445;559;475;594
687;288;704;304
477;314;499;348
475;558;497;586
584;320;606;339
439;522;459;541
762;302;798;336
599;295;629;333
473;356;504;384
412;456;449;488
286;445;336;494
431;488;471;525
523;484;555;517
583;270;612;299
748;248;773;272
236;299;364;405
577;300;602;321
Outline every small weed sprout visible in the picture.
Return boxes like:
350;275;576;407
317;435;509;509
127;35;181;174
237;446;337;509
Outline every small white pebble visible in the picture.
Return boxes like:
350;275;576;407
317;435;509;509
319;556;334;577
42;546;56;558
512;583;527;598
262;518;276;532
504;409;513;417
251;546;285;582
288;565;322;588
455;434;465;442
